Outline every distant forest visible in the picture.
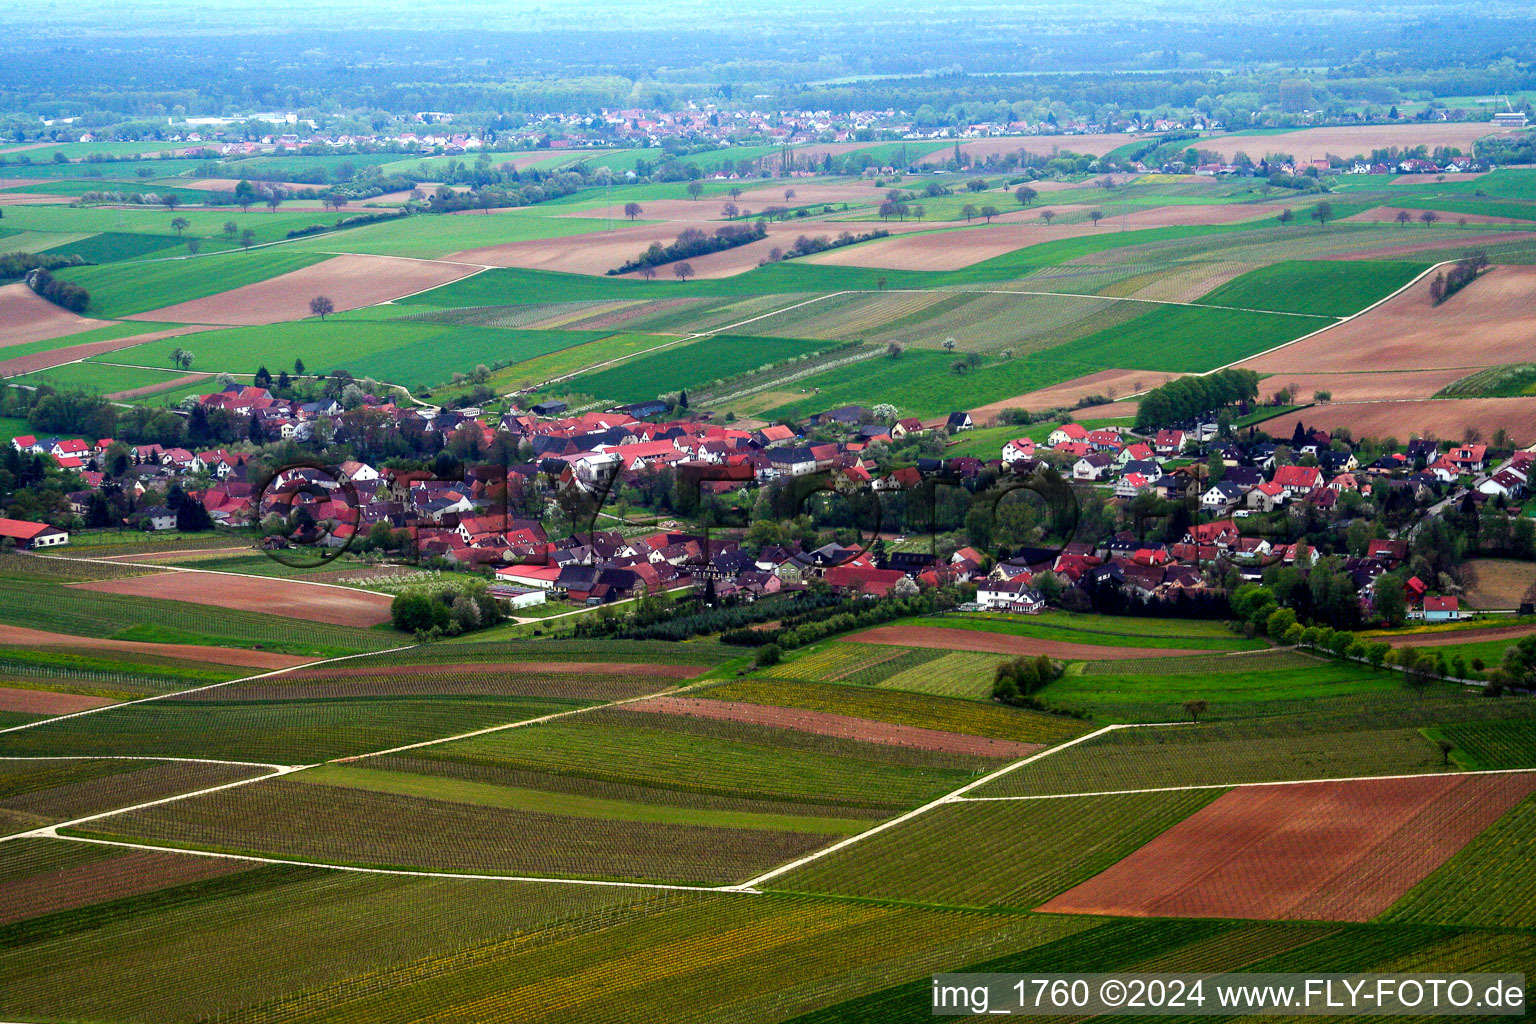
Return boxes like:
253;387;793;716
4;0;1536;129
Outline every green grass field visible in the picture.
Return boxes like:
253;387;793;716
57;250;329;318
1197;259;1426;316
561;334;839;404
94;318;607;387
281;209;615;258
13;362;199;396
700;677;1086;744
1383;794;1536;929
903;612;1266;651
774;789;1221;906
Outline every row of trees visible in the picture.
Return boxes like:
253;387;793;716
609;222;767;275
25;268;89;313
1133;368;1260;431
1429;251;1489;305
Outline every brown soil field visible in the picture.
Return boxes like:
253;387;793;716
71;572;395;627
0;624;312;670
1394;171;1489;185
0;177;50;188
808;204;1281;271
1242;265;1536;374
1344;206;1532;228
184;178;317;192
1379;621;1536;649
0;686;117;716
106;371;213;400
734;182;890;206
914;134;1131;164
1463;560;1536;611
969;369;1175;424
0;849;253;926
452;218;929;279
626;696;1042;758
0;282;111;349
0;192;67;206
126;254;482;325
846;625;1218;660
1199;124;1522;163
1038;773;1536;922
1253;369;1470;404
0;324;227;378
1261;398;1536;447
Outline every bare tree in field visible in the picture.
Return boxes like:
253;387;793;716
1088;210;1103;227
170;217;189;235
1419;210;1439;228
673;262;694;282
1040;209;1056;225
640;265;657;281
186;237;201;255
310;296;335;320
1396;210;1412;226
686;182;704;200
623;202;643;221
979;205;999;223
239;228;256;250
223;220;238;239
1183;699;1208;723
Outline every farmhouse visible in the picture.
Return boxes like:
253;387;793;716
0;518;69;549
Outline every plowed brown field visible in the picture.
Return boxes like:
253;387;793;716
1200;124;1521;162
1241;264;1536;374
626;696;1041;758
1037;772;1536;922
70;573;394;628
126;254;482;325
1262;398;1536;447
0;686;116;716
0;283;109;349
970;369;1170;423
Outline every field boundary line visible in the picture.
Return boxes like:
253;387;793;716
331;683;700;762
39;833;744;893
1205;257;1456;375
0;643;419;735
3;764;304;844
723;721;1183;892
956;765;1536;802
517;291;850;394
